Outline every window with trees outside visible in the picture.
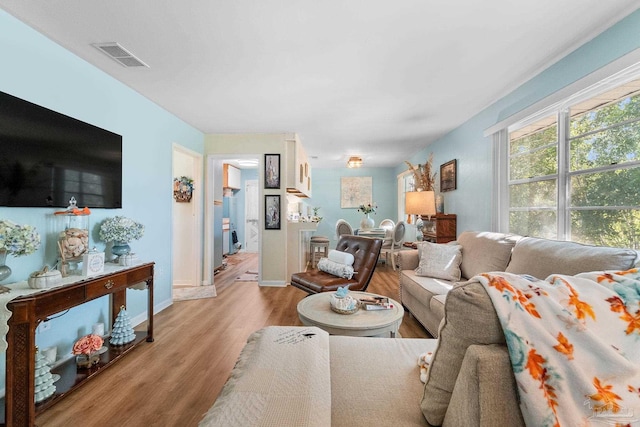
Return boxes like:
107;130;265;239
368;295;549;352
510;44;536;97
507;78;640;249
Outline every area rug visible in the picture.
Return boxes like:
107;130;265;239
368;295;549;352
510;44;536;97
173;285;217;301
235;271;259;282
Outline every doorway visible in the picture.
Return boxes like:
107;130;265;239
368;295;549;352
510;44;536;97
205;155;260;287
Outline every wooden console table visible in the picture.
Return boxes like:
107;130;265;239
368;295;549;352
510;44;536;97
2;262;154;427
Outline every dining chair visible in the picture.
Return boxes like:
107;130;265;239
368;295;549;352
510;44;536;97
379;220;406;271
379;219;395;234
335;219;354;239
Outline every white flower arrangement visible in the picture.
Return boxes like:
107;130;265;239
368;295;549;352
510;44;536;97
358;203;377;215
0;219;41;257
99;216;145;243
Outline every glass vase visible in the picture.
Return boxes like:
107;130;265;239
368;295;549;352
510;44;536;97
0;250;11;282
111;241;131;260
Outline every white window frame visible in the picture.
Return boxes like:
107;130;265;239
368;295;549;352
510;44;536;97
491;53;640;238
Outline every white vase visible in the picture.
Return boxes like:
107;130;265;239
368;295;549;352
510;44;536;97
360;214;375;230
0;250;11;282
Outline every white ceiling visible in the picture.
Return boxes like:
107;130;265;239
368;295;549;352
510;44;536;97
1;1;639;168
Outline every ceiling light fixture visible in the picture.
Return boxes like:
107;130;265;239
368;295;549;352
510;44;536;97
347;156;363;168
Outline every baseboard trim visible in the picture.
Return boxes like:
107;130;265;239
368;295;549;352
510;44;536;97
258;280;287;287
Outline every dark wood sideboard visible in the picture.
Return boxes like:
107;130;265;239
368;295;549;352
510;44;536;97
2;262;155;427
421;213;457;243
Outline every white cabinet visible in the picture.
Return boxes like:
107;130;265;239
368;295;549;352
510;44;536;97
223;164;241;189
286;135;312;198
286;221;318;281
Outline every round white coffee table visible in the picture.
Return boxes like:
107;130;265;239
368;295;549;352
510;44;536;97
297;291;404;337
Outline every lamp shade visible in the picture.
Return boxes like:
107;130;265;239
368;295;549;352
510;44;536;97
405;191;436;217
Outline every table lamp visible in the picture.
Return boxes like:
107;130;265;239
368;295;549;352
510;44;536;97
405;190;436;224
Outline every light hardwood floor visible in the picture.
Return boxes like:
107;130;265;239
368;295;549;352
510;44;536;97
36;253;429;426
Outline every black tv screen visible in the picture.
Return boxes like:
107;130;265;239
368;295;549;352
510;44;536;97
0;90;122;208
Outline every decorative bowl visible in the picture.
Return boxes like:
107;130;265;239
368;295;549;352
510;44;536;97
28;267;62;289
329;294;359;315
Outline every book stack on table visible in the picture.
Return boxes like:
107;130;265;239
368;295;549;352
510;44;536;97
359;296;393;311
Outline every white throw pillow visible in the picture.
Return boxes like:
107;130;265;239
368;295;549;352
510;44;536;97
415;242;462;281
317;258;355;279
328;249;355;266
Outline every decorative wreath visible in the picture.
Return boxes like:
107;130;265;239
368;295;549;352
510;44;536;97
173;176;194;203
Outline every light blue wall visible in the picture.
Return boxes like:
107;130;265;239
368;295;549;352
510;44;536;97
308;167;396;247
0;9;203;390
396;9;640;235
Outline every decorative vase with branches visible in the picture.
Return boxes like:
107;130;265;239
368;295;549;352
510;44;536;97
405;153;437;191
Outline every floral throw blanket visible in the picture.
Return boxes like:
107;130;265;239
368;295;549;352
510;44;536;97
475;269;640;427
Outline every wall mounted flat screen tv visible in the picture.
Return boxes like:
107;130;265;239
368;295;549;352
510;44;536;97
0;90;122;208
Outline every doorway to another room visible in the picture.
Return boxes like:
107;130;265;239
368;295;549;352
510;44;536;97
210;156;259;288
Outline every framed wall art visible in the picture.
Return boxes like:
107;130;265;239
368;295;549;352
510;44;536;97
440;159;457;192
264;154;280;189
265;195;281;230
340;176;372;208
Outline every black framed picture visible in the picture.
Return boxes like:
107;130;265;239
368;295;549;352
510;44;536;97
440;159;457;192
264;154;280;189
265;195;281;229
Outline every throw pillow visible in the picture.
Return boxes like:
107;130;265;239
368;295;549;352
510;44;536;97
414;242;462;281
317;258;355;279
420;280;505;426
457;231;520;279
327;249;355;266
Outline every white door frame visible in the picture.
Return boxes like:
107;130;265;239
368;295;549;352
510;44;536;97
172;143;203;288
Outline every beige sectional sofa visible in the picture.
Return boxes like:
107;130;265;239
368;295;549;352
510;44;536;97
202;233;638;426
397;231;638;337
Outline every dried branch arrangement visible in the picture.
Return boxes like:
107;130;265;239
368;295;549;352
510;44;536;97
405;154;437;191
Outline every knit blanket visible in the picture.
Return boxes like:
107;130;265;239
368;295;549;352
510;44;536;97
200;326;331;427
475;269;640;427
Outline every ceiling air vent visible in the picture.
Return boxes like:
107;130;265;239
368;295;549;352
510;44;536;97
92;42;149;68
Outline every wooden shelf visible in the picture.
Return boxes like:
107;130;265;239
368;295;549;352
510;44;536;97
0;331;148;424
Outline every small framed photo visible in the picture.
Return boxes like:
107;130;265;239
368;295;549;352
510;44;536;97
264;154;280;189
440;159;457;192
265;195;281;230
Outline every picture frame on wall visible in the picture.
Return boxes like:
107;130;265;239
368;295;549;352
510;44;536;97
340;176;373;208
265;195;281;229
440;159;457;192
264;154;280;189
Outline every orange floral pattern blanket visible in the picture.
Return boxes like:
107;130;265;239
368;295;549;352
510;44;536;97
476;269;640;427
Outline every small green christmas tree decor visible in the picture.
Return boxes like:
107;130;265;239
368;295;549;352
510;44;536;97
34;347;56;403
110;305;136;346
